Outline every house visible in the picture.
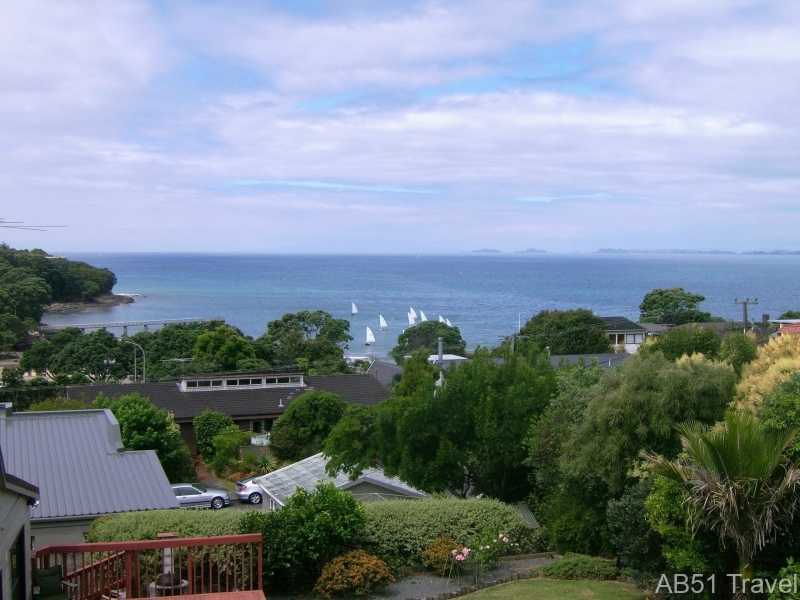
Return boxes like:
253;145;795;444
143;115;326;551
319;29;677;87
66;373;389;455
253;452;427;511
772;322;800;337
366;360;403;389
0;404;178;546
601;317;648;353
0;446;38;600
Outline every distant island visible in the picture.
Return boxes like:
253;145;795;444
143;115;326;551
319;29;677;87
595;249;800;255
516;248;547;254
469;249;502;253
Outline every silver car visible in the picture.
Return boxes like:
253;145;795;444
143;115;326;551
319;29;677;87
235;476;263;505
171;484;231;509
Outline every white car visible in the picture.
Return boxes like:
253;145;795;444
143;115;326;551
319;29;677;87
171;484;231;509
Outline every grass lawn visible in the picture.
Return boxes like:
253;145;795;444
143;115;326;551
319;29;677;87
469;578;648;599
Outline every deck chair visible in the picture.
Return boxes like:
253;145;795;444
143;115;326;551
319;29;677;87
33;566;78;600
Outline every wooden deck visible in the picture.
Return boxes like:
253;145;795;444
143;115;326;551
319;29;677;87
129;592;265;600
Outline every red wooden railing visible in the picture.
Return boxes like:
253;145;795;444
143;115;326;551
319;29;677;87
32;534;262;600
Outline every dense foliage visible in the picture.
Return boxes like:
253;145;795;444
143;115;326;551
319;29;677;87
357;499;533;567
87;509;244;542
93;392;196;482
390;320;466;364
255;310;352;374
639;287;722;324
540;554;619;581
562;352;736;492
269;391;348;462
193;409;236;459
736;335;800;412
512;308;611;356
313;550;395;598
326;351;556;501
0;245;116;350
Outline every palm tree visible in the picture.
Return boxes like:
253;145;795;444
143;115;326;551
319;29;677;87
642;411;800;594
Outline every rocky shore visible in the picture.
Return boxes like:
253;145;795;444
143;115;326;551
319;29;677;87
45;293;135;314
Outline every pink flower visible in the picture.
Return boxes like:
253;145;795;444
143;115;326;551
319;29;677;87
503;537;509;543
455;555;465;562
451;549;458;556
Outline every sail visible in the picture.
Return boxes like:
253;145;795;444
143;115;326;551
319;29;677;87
439;315;445;323
420;311;428;322
408;312;416;326
409;307;417;319
379;315;388;329
366;327;375;345
446;318;452;327
351;303;358;315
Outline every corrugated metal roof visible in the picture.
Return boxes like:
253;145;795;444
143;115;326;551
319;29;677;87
0;406;179;519
253;453;426;506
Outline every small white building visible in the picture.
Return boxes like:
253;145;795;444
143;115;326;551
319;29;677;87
602;317;648;353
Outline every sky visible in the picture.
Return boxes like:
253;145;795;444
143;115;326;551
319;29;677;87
1;0;799;253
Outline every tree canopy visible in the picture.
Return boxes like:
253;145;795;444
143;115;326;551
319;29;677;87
93;392;196;482
389;321;466;364
779;311;800;320
639;287;722;324
325;351;556;501
562;352;737;492
270;391;348;462
192;324;256;371
255;311;352;374
512;308;611;356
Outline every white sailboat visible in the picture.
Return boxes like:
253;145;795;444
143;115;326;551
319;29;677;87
379;315;388;330
409;307;418;319
446;318;452;327
365;327;375;345
420;311;428;322
351;303;358;315
438;315;445;323
408;312;416;326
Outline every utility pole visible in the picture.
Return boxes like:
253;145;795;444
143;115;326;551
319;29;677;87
735;298;758;333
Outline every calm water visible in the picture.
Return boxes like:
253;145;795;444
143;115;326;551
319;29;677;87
43;253;800;360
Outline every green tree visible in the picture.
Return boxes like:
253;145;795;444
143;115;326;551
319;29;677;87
719;332;759;376
512;308;611;356
0;314;31;350
643;412;800;585
779;311;800;320
390;321;466;365
0;267;52;321
27;398;90;411
211;425;252;476
255;310;352;373
193;325;255;371
130;321;225;380
639;324;722;361
19;327;83;378
326;351;556;501
759;371;800;464
563;352;736;492
193;409;236;459
50;329;131;381
391;347;439;398
639;287;722;325
93;392;196;482
270;391;348;462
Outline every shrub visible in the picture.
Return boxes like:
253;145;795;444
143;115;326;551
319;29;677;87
541;553;619;581
358;499;532;567
193;410;235;459
238;510;303;589
422;536;462;575
313;550;395;598
87;509;243;542
212;425;252;476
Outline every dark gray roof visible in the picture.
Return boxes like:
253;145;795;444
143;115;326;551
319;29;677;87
639;323;670;335
367;360;403;389
601;316;647;332
0;404;178;519
66;374;389;422
254;453;426;507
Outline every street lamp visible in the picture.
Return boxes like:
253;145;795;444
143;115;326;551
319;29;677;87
121;339;146;383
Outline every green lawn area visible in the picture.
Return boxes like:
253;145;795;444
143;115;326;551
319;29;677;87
469;578;648;600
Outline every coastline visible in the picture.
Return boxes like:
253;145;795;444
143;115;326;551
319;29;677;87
45;293;135;314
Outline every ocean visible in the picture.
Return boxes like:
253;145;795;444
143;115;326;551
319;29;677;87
42;253;800;360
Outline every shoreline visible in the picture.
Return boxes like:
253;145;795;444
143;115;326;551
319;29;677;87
45;293;135;314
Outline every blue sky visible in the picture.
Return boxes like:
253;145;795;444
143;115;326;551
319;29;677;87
1;0;799;253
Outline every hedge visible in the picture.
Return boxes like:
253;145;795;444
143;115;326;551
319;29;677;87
358;499;532;566
87;509;246;542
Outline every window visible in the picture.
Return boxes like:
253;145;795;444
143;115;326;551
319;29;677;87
277;377;290;384
211;380;223;387
252;421;262;434
198;380;211;387
226;380;238;386
626;334;635;344
10;528;25;600
250;378;262;385
289;376;301;383
186;381;198;388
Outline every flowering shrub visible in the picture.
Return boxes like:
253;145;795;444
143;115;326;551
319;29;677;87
448;531;519;584
422;537;463;575
313;550;395;598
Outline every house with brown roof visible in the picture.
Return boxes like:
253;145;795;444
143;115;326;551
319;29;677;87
66;372;389;455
